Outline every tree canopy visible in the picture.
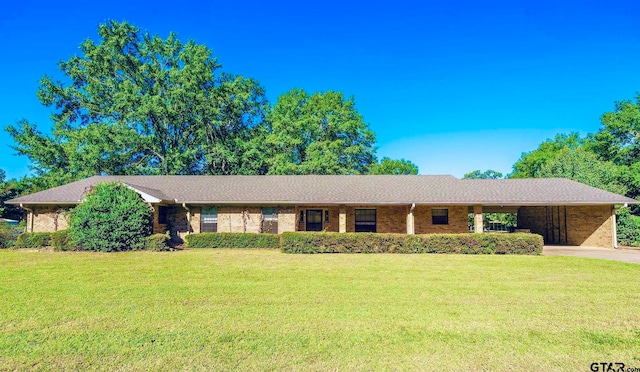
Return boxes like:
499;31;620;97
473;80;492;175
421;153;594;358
510;132;583;178
0;170;24;220
266;89;376;175
537;147;627;195
463;169;503;179
6;21;417;189
6;20;268;188
368;157;419;175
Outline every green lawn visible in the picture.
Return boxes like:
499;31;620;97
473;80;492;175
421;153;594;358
0;249;639;371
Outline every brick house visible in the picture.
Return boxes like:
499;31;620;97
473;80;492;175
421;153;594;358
6;175;637;248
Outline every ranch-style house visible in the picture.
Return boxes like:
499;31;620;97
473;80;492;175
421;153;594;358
6;175;638;248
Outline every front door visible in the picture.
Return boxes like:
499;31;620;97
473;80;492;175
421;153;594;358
306;210;323;231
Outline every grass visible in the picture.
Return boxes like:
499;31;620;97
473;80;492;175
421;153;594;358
0;249;639;371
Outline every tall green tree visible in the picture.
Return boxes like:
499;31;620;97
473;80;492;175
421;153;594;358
589;96;640;166
368;157;419;175
510;132;583;178
463;169;503;179
6;20;268;186
537;147;627;195
266;89;376;174
0;170;24;220
588;96;640;199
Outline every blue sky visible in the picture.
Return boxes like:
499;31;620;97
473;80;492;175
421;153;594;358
2;0;640;180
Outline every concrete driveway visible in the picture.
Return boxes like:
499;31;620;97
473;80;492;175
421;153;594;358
543;246;640;264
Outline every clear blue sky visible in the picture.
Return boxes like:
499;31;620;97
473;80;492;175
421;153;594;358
2;0;640;180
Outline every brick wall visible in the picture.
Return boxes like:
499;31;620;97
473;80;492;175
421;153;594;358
278;207;297;234
30;206;71;232
517;205;614;248
413;205;469;234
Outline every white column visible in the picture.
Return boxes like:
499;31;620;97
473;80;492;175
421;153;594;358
339;206;347;233
474;205;483;234
407;203;415;234
612;206;618;249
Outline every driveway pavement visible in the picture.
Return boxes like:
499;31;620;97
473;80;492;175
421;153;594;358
543;246;640;264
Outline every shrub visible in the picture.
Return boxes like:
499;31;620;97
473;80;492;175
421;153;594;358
185;233;280;249
146;233;173;251
15;232;51;248
70;182;153;252
0;222;20;248
280;232;543;255
616;208;640;247
51;230;80;251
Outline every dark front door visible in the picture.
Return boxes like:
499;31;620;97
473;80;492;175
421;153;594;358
306;210;323;231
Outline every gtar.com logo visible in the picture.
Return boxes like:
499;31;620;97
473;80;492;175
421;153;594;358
590;362;624;372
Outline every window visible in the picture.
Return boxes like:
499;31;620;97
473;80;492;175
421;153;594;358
324;210;330;223
299;210;304;223
201;207;218;233
158;206;168;224
355;209;376;232
262;207;278;234
432;208;448;225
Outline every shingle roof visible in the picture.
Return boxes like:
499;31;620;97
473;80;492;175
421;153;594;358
6;175;638;206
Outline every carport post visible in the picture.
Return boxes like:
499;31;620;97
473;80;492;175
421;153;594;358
612;206;618;249
339;206;347;233
407;203;415;234
473;205;483;234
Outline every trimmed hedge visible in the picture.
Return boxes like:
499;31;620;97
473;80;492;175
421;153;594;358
15;232;52;248
146;234;173;251
51;230;81;251
280;232;543;255
185;233;280;249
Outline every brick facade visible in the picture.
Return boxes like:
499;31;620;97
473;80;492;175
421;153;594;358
29;206;71;232
24;202;618;248
414;205;469;234
518;205;615;248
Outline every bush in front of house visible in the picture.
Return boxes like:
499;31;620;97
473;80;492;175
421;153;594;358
14;232;51;248
280;232;543;254
51;230;81;251
146;233;173;251
185;232;280;248
70;182;153;252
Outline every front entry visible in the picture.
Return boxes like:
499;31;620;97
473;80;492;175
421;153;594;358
306;210;323;231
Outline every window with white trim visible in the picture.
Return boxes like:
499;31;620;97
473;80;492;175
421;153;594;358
201;207;218;232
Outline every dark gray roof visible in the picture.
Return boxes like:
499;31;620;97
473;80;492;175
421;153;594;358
6;175;638;206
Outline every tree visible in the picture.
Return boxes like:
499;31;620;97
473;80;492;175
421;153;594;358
0;170;25;220
368;157;419;175
510;132;583;178
463;169;503;179
589;96;640;166
0;170;7;217
70;182;152;252
537;147;627;195
588;96;640;199
266;89;376;175
6;20;268;186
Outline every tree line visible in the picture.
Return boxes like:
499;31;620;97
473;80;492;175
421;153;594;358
2;20;417;197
